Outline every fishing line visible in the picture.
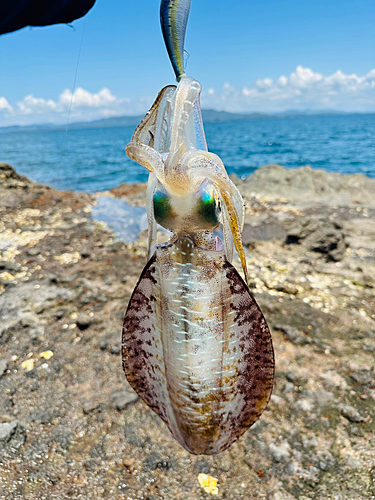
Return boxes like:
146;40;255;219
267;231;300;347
183;50;190;72
63;18;86;152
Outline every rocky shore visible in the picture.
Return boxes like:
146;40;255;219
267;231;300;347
0;162;374;500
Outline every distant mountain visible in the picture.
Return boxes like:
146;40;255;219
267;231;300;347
0;109;372;134
0;115;143;134
202;110;265;122
0;110;264;134
66;115;144;129
273;109;351;117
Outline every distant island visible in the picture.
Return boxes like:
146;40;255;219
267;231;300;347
0;109;372;134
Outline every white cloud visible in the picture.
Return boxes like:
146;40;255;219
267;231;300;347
0;87;151;126
18;95;57;115
59;87;116;107
0;97;13;112
201;66;375;113
1;66;374;127
16;87;118;118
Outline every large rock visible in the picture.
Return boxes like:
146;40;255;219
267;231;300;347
285;217;347;261
0;163;32;190
242;219;287;244
239;164;375;206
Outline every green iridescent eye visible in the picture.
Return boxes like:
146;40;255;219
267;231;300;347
153;190;171;224
197;189;219;225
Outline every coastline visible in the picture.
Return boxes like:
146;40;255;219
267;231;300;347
1;162;374;499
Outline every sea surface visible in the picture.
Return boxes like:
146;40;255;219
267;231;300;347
1;113;374;193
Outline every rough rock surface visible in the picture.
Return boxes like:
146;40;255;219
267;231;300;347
284;217;347;261
232;164;375;207
0;163;374;500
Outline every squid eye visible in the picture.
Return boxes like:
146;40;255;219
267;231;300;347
197;189;220;225
153;190;171;224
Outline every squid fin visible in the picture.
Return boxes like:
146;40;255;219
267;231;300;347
122;253;274;454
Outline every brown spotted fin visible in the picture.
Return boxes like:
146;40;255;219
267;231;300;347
122;238;274;455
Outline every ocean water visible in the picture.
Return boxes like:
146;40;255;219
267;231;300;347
92;196;148;242
1;113;374;193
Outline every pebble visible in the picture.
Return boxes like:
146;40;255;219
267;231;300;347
29;410;53;424
55;310;64;319
286;372;295;382
99;341;108;351
292;399;313;412
340;403;366;423
268;441;291;463
275;324;311;345
124;424;144;447
0;360;8;378
110;390;138;411
90;439;107;460
82;400;102;414
284;382;295;394
0;420;18;442
143;451;171;471
302;436;318;449
350;369;374;386
51;427;73;450
195;460;210;474
110;345;121;355
76;313;92;330
26;247;40;257
275;283;299;295
80;249;91;258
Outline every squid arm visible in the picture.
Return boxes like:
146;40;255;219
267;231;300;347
130;85;176;152
166;77;202;174
126;142;165;184
179;150;249;283
193;96;208;151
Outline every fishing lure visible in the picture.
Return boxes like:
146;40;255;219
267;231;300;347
160;0;191;81
122;0;274;455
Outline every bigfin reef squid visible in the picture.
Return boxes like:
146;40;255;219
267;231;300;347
122;0;275;455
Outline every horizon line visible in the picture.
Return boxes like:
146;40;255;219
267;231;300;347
1;108;374;131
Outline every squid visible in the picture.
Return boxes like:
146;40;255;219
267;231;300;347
122;0;274;455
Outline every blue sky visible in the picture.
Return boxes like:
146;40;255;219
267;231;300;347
0;0;374;125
